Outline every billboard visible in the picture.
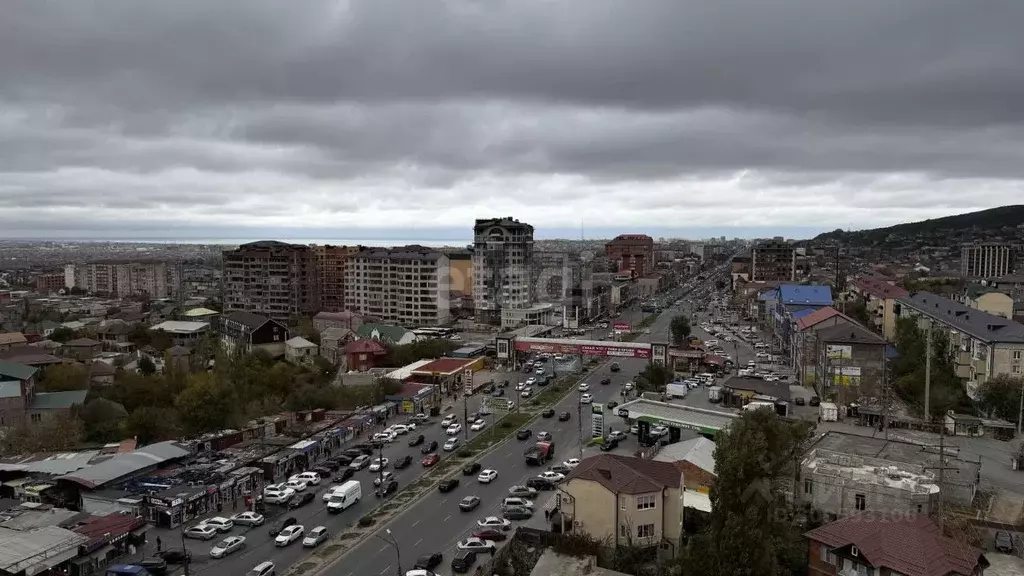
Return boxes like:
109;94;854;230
831;366;862;387
513;337;652;359
463;368;474;395
826;345;852;360
591;404;605;438
613;322;632;332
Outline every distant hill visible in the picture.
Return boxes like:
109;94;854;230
813;205;1024;243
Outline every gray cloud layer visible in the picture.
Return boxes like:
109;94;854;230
2;0;1024;237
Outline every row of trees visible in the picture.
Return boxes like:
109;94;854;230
891;316;974;420
1;336;445;452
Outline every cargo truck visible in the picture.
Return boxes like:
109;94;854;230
666;384;689;399
524;441;555;465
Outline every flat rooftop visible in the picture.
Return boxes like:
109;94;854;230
619;398;737;435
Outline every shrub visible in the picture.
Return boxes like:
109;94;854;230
457;448;474;458
358;516;374;527
500;421;515;428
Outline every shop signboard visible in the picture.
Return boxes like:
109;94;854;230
463;368;474;395
613;322;632;332
513;337;651;359
591;404;605;438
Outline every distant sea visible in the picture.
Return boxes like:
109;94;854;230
100;238;472;247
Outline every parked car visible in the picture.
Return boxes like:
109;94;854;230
421;440;439;454
334;468;355;482
809;396;821;407
995;531;1014;553
375;479;399;498
183;525;218;540
558;412;571;421
394;455;413;469
472;529;508;542
157;549;191;564
136;558;168;575
794;397;805;406
229;511;264;527
409;434;425;447
451;549;477;573
414;552;443;571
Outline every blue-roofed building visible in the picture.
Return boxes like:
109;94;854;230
771;285;835;358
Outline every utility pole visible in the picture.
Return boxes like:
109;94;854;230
180;523;191;576
377;440;385;489
924;431;959;532
1018;377;1024;435
463;390;469;441
924;323;932;422
577;388;584;461
881;345;889;439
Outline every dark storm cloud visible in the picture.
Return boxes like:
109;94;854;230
1;0;1024;237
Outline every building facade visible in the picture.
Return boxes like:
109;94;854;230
345;246;451;327
961;243;1016;279
313;244;360;313
472;217;535;325
35;273;65;294
751;241;796;282
67;261;182;299
222;241;319;322
605;234;655;278
848;275;909;340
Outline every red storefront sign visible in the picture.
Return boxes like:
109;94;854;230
613;322;632;332
513;339;651;359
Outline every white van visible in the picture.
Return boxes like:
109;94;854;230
326;481;361;513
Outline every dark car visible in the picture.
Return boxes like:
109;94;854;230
542;409;555;418
451;549;477;573
995;531;1014;553
335;468;355;482
335;454;354;467
409;434;425;447
558;412;571;421
521;365;532;373
288;491;316;509
462;462;481;476
439;478;460;492
610;362;621;372
459;495;481;511
550;463;571;475
422;440;439;454
136;557;168;575
600;377;611;385
353;444;375;455
394;455;413;470
268;516;298;536
157;549;191;564
320;460;341;471
808;396;821;407
503;506;533;520
516;429;532;440
600;440;619;452
794;397;806;406
313;465;333;477
414;552;443;570
492;389;505;397
607;401;618;409
375;479;399;498
343;448;364;459
526;477;555;491
473;529;508;542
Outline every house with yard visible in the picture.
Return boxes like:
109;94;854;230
345;339;388;371
220;311;290;356
285;336;319;364
150;320;210;346
319;327;356;365
0;332;29;351
355;323;416;346
61;338;102;361
0;360;88;428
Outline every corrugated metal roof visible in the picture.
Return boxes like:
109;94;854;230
29;390;88;411
778;284;833;306
57;441;190;489
898;291;1024;344
653;437;717;475
0;525;88;573
0;361;38;381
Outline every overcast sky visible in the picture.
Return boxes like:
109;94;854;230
2;0;1023;241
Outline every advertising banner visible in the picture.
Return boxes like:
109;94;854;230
613;322;632;332
513;339;652;359
591;405;605;438
463;368;474;395
826;345;852;360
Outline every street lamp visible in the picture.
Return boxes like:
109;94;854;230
375;528;402;576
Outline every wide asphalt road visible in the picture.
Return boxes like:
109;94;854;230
333;309;681;576
175;362;557;576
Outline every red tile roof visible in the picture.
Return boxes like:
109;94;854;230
345;339;386;354
796;307;843;331
73;512;146;544
855;275;910;300
412;358;475;375
804;513;987;576
567;454;681;494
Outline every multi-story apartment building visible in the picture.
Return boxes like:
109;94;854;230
344;245;451;327
605;234;655;278
34;273;65;294
472;217;534;325
848;275;909;340
532;251;583;303
896;291;1024;397
961;243;1016;278
751;240;796;282
222;241;319;323
67;261;182;299
313;244;360;312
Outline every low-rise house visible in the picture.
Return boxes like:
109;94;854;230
804;513;988;576
769;284;834;359
150;320;210;346
0;345;65;368
95;320;135;347
0;332;28;351
345;339;387;372
652;437;716;514
88;361;117;387
319;327;356;366
814;323;886;404
848;275;909;340
792;307;858;387
285;336;319;364
559;454;684;557
313;311;368;333
720;376;791;410
167;345;192;371
958;284;1015;320
182;307;219;323
220;311;290;356
0;360;88;428
62;338;102;361
355;323;416;346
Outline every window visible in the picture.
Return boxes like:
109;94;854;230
620;497;626;511
854;493;866;511
804;478;813;495
30;413;42;424
636;523;655;539
619;524;629;538
636;494;657;510
1015;351;1022;360
819;545;836;565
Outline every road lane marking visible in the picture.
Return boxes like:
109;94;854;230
380;566;391;575
415;537;423;547
379;545;389;552
444;514;451;522
411;519;420;527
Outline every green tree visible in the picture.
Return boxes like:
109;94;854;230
49;327;77;343
702;409;814;576
123;406;181;444
138;355;157;376
635;363;673;393
174;373;237;434
78;398;128;443
891;318;971;420
976;374;1024;422
148;330;173;351
669;315;691;346
39;363;89;392
383;340;459;367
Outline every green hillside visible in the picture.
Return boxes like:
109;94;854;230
814;205;1024;242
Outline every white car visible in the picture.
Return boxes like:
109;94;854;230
580;393;593;404
443;437;460;451
607;430;627;442
441;415;457;427
525;377;536;386
578;383;590;392
459;537;498;552
230;511;264;526
368;457;389;472
562;458;581;469
302;526;329;548
477;469;498;483
372;432;395;443
535;367;545;375
291;472;321;486
275;525;304;547
624;382;634;391
262;485;295;504
390;424;409;435
501;497;534;509
184;524;218;540
373;471;395;487
538;471;565;483
447;423;463;435
210;535;246;558
475;517;512;531
520;388;533;398
201;517;234;533
470;419;487;431
651;425;669;437
285;479;308;492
